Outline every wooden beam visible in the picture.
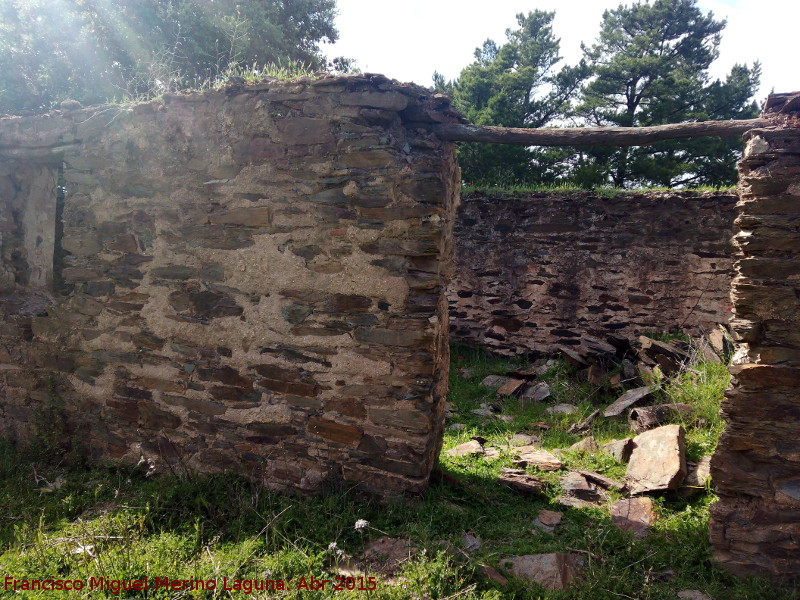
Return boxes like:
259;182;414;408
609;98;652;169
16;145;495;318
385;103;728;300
432;119;770;147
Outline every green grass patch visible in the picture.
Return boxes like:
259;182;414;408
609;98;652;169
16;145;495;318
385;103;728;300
0;343;793;599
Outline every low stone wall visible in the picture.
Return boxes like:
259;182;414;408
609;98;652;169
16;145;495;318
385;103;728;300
710;93;800;580
0;74;460;495
449;191;737;355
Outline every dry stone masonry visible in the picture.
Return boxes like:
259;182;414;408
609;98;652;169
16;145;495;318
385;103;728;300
710;92;800;581
0;74;461;495
449;191;737;355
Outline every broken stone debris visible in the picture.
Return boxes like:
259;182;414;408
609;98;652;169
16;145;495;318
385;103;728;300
361;537;416;575
505;553;585;591
496;378;525;397
509;432;538;446
626;424;687;494
678;455;712;496
534;509;563;533
498;468;545;496
628;403;692;434
462;533;481;553
519;382;551;404
445;440;484;458
560;471;607;504
480;375;511;390
610;497;658;539
602;386;654;417
568;436;599;453
547;403;576;415
602;438;634;463
514;446;563;471
677;591;714;600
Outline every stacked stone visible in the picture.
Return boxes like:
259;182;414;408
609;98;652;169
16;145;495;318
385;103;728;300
0;74;461;495
449;191;737;356
710;92;800;581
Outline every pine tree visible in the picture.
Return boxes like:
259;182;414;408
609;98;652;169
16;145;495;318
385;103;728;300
575;0;760;188
438;11;588;186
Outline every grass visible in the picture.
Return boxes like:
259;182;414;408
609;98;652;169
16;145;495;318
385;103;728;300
0;342;794;599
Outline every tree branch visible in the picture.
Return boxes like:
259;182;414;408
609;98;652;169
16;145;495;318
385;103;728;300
432;119;768;147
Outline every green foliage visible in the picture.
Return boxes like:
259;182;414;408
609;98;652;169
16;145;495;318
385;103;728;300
574;0;761;188
438;11;589;186
439;0;760;189
0;0;339;114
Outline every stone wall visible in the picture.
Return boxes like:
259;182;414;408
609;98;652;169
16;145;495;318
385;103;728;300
710;93;800;580
0;74;461;495
449;191;737;355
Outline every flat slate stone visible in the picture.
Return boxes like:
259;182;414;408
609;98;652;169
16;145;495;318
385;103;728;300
510;433;538;446
602;386;654;417
505;553;585;591
611;497;658;539
480;375;511;390
520;382;551;404
498;468;545;496
514;446;563;471
534;509;563;533
602;438;634;463
496;378;525;396
446;440;484;458
560;471;607;504
626;424;687;494
569;436;599;453
547;403;576;415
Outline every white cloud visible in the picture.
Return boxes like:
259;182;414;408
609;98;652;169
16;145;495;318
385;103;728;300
324;0;797;103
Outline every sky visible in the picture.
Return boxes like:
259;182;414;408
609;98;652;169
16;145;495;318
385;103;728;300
323;0;798;105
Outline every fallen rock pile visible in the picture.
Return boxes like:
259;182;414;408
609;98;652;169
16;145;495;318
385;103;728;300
439;330;726;590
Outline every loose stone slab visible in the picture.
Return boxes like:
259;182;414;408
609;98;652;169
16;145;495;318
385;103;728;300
478;565;508;585
510;433;538;446
602;386;654;417
514;446;563;471
520;382;551;404
560;471;607;503
496;378;526;397
480;375;512;390
677;591;714;600
498;468;545;496
362;537;416;575
684;455;712;488
505;553;585;591
446;440;484;458
547;403;576;415
462;533;481;553
534;509;563;533
569;436;599;453
577;470;624;491
611;497;658;539
626;424;687;494
628;403;692;434
678;455;712;496
602;438;634;463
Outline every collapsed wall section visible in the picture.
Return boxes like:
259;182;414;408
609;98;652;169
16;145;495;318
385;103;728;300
449;191;737;355
0;74;461;495
710;93;800;580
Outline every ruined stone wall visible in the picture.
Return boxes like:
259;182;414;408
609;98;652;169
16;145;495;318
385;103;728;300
0;74;461;495
449;191;737;355
710;93;800;580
